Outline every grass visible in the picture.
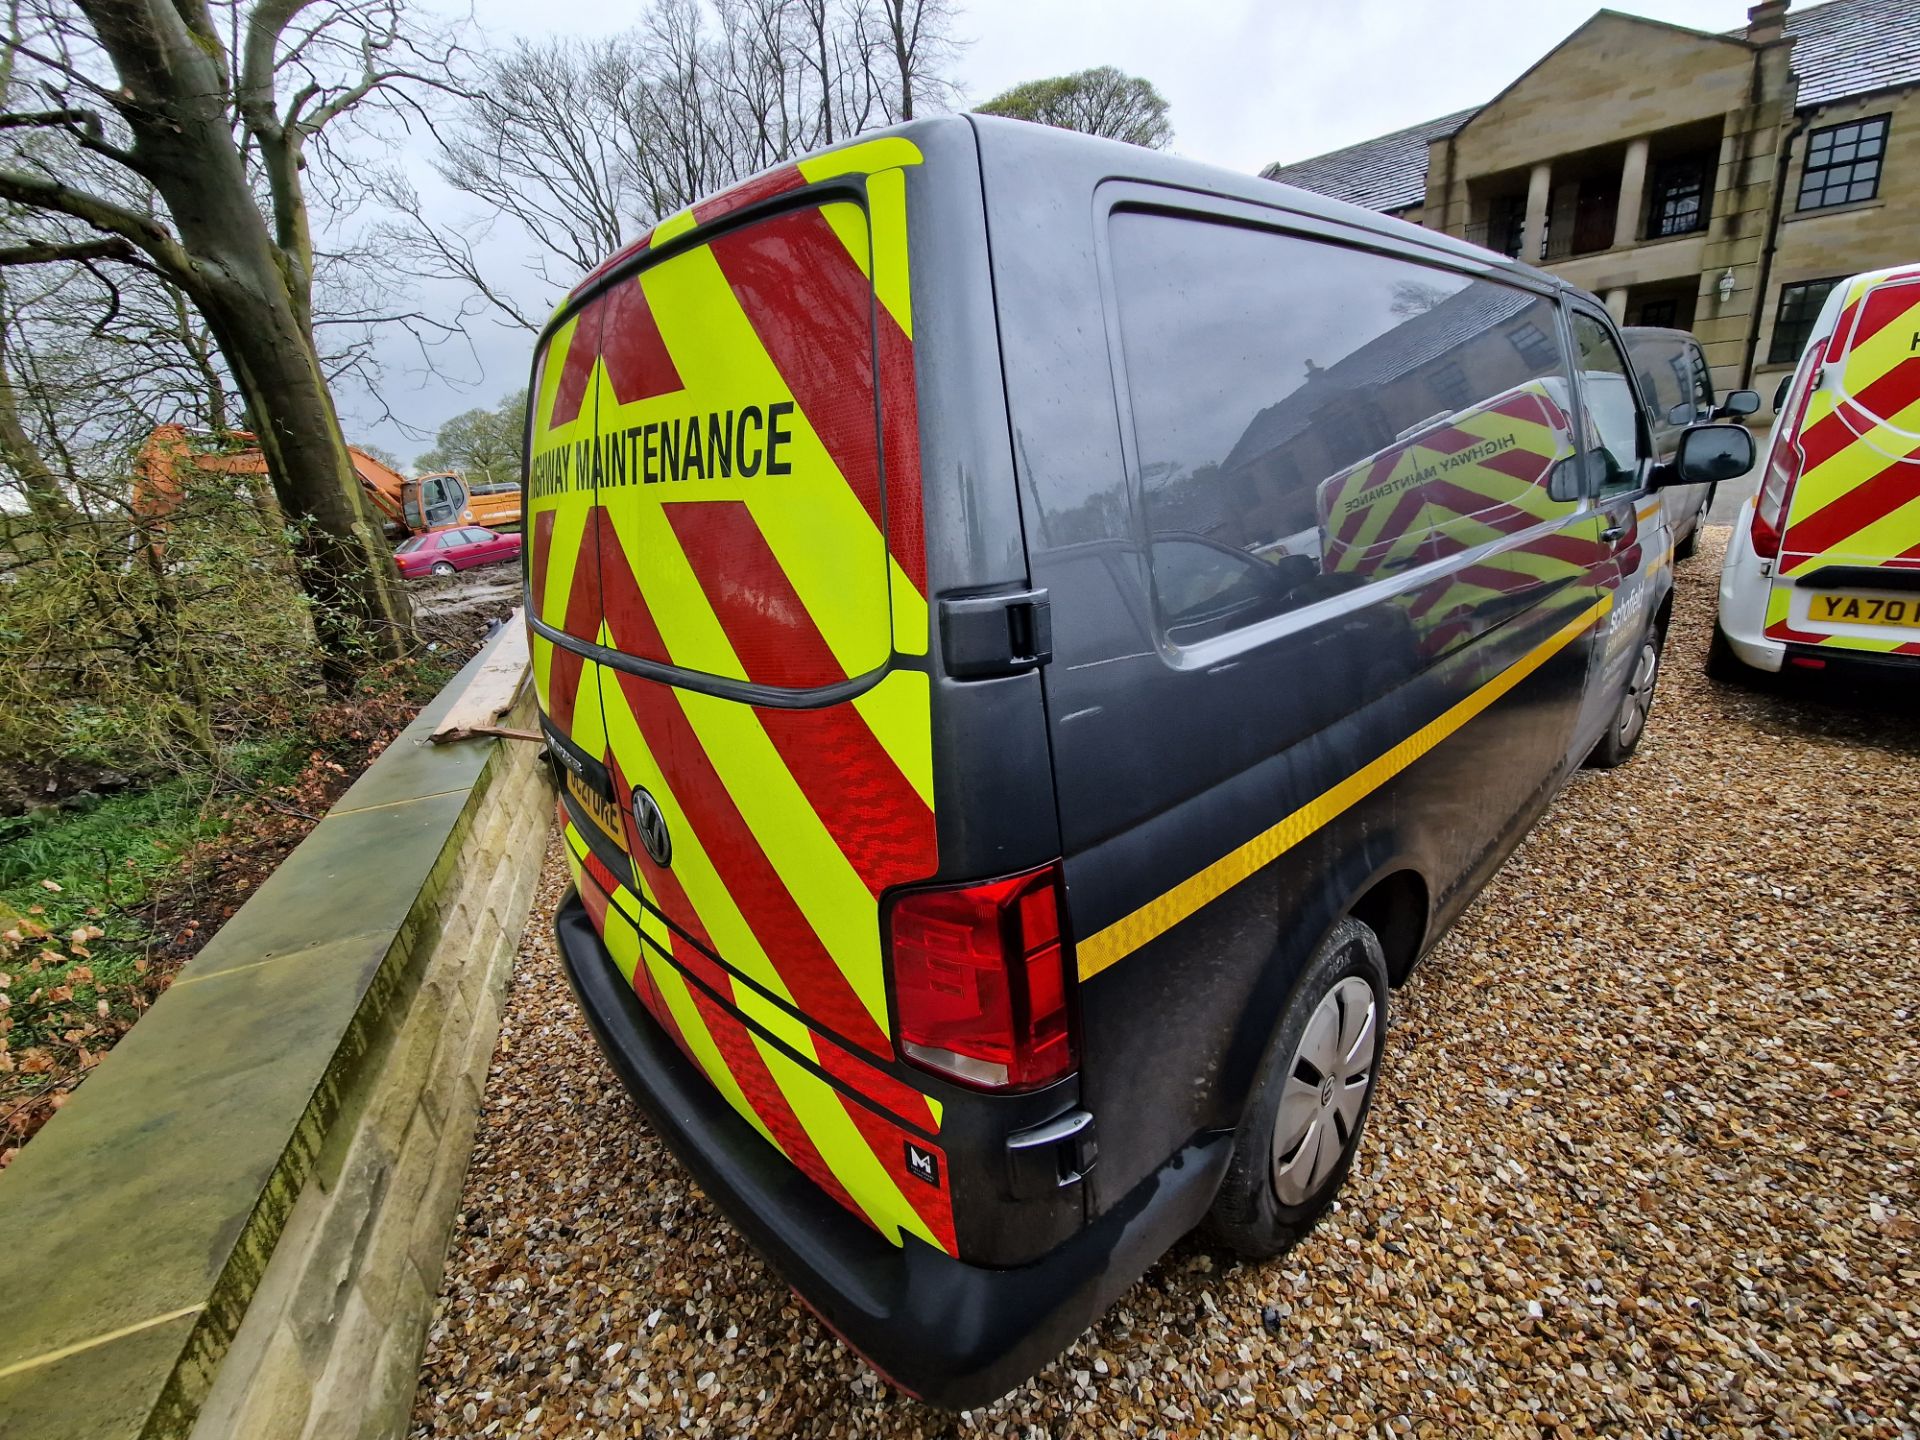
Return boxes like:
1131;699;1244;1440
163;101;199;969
1;648;466;1153
0;740;307;1092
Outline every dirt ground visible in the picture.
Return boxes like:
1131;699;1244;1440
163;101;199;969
408;565;524;657
411;531;1919;1439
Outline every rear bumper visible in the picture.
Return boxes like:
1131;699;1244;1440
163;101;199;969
1716;501;1785;673
1779;642;1920;679
555;890;1231;1409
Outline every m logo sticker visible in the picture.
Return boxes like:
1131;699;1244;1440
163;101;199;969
903;1141;939;1187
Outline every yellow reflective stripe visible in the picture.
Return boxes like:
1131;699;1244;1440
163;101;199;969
629;240;896;676
851;669;935;810
1078;596;1611;981
595;693;799;1011
1822;492;1920;562
751;1037;936;1245
531;632;556;716
644;953;790;1160
567;660;609;758
531;314;581;440
891;559;931;656
797;135;925;184
676;683;890;1032
539;500;593;626
1839;289;1920;398
864;167;913;342
651;207;697;247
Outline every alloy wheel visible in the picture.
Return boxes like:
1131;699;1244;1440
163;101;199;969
1271;976;1377;1206
1617;637;1659;749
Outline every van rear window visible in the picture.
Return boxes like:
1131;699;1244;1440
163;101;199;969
547;199;908;690
1107;211;1582;643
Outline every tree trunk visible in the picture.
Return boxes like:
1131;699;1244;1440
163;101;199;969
72;0;413;691
199;268;413;690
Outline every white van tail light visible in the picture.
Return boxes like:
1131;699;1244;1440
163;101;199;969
1752;354;1821;560
887;865;1075;1091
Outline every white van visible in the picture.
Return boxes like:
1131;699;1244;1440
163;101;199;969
1713;263;1920;678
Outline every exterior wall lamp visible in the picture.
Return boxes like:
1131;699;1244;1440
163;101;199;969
1717;267;1738;304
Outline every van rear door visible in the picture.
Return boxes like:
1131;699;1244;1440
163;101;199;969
540;138;973;1255
1771;271;1920;651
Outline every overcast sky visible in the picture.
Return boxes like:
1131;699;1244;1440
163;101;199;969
345;0;1757;461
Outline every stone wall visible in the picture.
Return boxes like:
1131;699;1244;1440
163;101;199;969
0;627;551;1440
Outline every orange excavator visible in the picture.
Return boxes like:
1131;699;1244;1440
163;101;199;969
132;425;522;537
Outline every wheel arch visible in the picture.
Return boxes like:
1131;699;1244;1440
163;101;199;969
1218;841;1431;1135
1345;866;1431;988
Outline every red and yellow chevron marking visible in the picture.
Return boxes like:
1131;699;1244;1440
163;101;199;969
530;139;950;1250
1315;381;1606;655
1766;272;1920;656
561;811;956;1253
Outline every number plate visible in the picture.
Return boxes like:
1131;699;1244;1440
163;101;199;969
565;769;630;852
1808;592;1920;630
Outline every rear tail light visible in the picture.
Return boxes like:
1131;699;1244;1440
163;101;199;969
886;865;1075;1091
1752;353;1820;560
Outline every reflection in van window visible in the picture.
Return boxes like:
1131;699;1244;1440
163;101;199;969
1107;212;1580;638
1572;312;1643;485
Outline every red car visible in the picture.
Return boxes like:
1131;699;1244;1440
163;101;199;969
394;525;522;578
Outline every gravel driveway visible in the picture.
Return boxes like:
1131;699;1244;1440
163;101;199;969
412;532;1919;1439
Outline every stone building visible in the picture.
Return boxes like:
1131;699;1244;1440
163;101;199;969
1265;0;1920;411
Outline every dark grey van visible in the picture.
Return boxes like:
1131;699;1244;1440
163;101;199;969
527;114;1754;1406
1623;325;1761;558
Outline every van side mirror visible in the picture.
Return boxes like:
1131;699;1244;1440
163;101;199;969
1656;423;1754;487
1773;374;1794;411
1716;389;1761;418
1549;449;1611;503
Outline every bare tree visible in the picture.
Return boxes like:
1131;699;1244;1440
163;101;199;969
976;65;1173;149
386;0;960;334
868;0;957;123
0;0;456;685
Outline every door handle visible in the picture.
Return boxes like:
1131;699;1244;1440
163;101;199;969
1600;520;1627;543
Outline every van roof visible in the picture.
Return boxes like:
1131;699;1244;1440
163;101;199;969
555;115;1598;321
961;113;1581;299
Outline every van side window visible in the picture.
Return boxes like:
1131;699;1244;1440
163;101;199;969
1106;210;1581;643
1570;312;1645;492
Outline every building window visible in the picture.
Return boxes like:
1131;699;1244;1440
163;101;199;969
1427;359;1471;409
1637;298;1679;328
1486;195;1525;259
1797;115;1888;210
1768;277;1844;364
1507;321;1558;371
1649;160;1708;237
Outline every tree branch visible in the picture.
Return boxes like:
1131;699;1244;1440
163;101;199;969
0;237;137;267
0;168;200;293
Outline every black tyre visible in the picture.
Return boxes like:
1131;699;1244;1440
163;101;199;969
1674;510;1701;561
1585;618;1664;769
1207;917;1389;1259
431;561;456;577
1705;623;1746;684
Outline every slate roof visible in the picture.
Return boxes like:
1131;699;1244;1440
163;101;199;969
1259;109;1474;212
1222;284;1536;471
1263;0;1920;213
1783;0;1920;104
